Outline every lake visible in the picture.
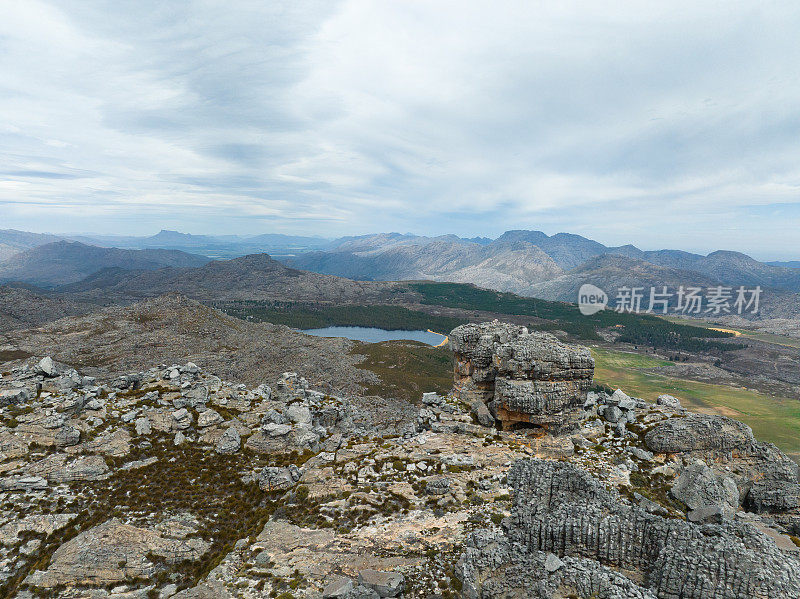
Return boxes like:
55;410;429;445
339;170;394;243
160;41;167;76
301;326;448;346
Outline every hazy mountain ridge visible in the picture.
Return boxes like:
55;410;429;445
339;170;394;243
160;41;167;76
58;252;410;303
287;237;564;294
0;241;212;288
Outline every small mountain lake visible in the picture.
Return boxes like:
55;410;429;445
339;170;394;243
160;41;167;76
301;326;448;346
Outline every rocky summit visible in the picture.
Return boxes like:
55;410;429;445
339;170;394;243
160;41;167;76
0;325;798;599
450;321;594;434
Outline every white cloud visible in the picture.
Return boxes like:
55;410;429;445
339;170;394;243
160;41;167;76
0;0;798;256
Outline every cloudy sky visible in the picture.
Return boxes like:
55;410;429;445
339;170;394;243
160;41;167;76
1;1;799;258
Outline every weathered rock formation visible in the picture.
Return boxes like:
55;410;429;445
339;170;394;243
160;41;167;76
450;321;594;433
458;459;800;599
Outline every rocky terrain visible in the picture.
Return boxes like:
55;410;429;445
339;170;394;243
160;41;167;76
0;295;376;396
0;320;798;598
0;288;95;335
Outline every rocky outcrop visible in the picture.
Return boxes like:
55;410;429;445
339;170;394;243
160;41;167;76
450;321;594;433
25;518;210;588
644;414;754;453
458;459;800;599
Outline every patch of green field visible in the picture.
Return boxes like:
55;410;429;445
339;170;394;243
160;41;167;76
352;340;454;404
662;315;800;348
592;347;800;458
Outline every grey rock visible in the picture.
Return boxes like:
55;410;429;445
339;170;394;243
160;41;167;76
670;461;739;522
0;475;48;491
341;586;379;599
36;356;59;377
656;394;683;410
627;447;654;462
425;477;452;496
544;552;563;573
457;459;800;599
263;422;292;437
286;404;312;425
54;425;81;447
358;569;404;598
0;387;29;405
171;408;192;430
470;400;495;427
644;414;754;453
323;576;354;599
197;409;224;428
135;417;152;436
602;405;624;423
173;431;186;446
257;466;301;491
451;321;594;434
422;392;443;405
262;409;287;425
215;427;241;454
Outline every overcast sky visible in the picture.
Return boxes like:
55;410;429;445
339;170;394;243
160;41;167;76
1;1;800;259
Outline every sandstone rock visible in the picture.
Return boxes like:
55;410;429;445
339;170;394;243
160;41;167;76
215;427;241;454
644;414;754;454
0;475;47;491
342;586;380;599
357;569;404;598
451;321;593;434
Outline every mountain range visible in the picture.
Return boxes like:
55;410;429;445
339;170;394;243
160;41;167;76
1;228;798;319
0;241;211;288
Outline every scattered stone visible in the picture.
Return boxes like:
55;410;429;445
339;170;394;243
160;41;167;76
197;409;224;428
135;417;152;436
644;414;754;454
470;400;495;427
215;427;241;454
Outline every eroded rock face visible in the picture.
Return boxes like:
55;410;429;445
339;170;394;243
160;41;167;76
458;459;800;599
644;414;755;454
450;321;594;433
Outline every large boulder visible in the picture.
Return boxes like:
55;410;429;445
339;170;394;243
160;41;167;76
450;321;594;434
670;461;739;522
644;414;754;454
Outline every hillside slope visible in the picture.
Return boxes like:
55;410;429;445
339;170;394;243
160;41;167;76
0;241;212;287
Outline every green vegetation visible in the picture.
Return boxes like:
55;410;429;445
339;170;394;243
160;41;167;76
352;340;453;403
591;346;800;458
410;282;744;352
213;300;465;332
663;315;800;349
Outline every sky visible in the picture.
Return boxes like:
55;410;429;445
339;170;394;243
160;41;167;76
1;1;800;259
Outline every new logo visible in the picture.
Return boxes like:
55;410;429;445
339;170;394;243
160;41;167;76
578;283;608;316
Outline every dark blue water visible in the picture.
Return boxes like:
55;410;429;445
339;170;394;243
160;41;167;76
301;326;447;346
